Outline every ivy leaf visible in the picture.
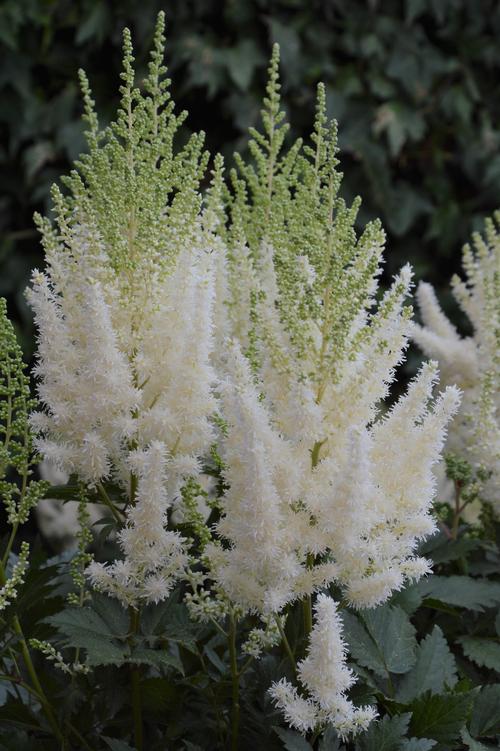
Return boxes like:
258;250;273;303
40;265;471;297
416;577;500;612
469;684;500;737
396;626;457;702
356;713;411;751
409;691;474;744
458;638;500;672
273;726;313;750
347;605;417;676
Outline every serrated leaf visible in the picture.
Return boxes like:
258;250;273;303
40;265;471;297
416;577;500;612
128;648;184;675
396;626;457;702
342;612;386;676
356;712;411;751
460;728;491;750
401;739;436;750
274;726;313;750
458;637;500;672
44;606;129;666
204;646;227;674
343;606;416;678
360;605;417;675
469;684;500;737
318;726;343;750
409;691;474;744
140;596;199;653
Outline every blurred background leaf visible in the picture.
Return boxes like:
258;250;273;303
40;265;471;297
1;0;499;356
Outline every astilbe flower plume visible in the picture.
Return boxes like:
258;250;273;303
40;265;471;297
270;594;377;737
23;21;465;744
414;213;499;511
27;14;217;604
205;47;461;619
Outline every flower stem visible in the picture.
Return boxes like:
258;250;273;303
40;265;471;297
96;483;124;525
275;615;297;677
129;607;143;751
451;480;462;540
228;613;240;751
0;559;63;742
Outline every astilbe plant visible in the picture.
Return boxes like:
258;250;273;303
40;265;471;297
0;15;477;751
414;215;499;522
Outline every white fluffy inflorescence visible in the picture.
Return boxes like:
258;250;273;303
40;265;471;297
269;594;377;737
413;214;499;511
205;49;461;617
87;442;187;606
28;15;217;604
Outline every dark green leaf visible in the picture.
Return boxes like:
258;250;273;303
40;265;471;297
128;647;184;675
401;740;436;750
460;728;492;750
409;691;474;744
356;713;411;751
102;738;137;751
360;605;417;675
416;577;500;612
458;637;500;672
396;626;457;702
469;684;500;737
44;606;129;666
274;726;313;750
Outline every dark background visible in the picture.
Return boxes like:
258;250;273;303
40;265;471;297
1;0;500;356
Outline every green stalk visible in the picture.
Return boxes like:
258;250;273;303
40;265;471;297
228;614;240;751
0;561;63;742
275;616;297;677
129;607;143;751
96;483;124;525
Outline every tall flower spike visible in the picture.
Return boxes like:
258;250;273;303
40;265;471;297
28;15;217;579
209;49;459;614
413;213;499;511
270;594;377;738
87;442;187;607
206;342;315;615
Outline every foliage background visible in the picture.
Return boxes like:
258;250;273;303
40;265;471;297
1;0;500;355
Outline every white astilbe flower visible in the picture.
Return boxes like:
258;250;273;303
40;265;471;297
28;16;217;599
86;442;187;606
269;679;318;734
413;214;500;510
206;343;324;615
270;594;376;738
27;274;139;484
207;50;461;615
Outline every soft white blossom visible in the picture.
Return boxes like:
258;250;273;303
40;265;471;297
413;215;499;511
86;442;187;606
270;594;377;737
